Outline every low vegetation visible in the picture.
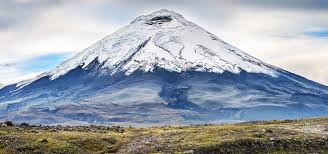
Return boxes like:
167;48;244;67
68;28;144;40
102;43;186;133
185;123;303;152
1;117;328;153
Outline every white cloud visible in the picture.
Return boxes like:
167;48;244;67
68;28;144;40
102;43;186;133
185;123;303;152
0;64;41;85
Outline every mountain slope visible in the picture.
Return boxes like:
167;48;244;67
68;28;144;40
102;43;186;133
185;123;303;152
0;9;327;125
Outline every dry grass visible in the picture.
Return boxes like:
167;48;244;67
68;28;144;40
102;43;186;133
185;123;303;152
1;117;328;153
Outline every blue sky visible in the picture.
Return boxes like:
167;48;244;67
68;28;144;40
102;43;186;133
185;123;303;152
0;0;328;85
17;53;72;74
305;30;328;38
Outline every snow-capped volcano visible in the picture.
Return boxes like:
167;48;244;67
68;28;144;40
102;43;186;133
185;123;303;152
20;9;275;87
52;9;276;78
0;10;327;125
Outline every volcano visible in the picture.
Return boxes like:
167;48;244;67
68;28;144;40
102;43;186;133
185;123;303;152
1;9;327;125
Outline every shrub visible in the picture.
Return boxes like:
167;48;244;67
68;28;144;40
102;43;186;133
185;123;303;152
20;122;29;127
4;121;13;127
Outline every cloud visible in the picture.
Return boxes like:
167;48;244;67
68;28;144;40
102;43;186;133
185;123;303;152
0;0;327;85
238;0;328;10
0;0;66;30
0;52;71;85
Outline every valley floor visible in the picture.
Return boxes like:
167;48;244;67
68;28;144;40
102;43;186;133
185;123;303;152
1;117;328;153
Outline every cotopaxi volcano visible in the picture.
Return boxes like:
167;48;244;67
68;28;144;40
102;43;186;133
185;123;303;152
1;9;327;125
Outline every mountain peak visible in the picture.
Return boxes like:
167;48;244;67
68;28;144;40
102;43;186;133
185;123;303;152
149;9;182;16
17;9;277;88
131;9;187;26
1;10;328;126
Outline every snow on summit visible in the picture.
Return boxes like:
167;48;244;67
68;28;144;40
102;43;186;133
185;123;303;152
20;9;277;87
2;9;328;125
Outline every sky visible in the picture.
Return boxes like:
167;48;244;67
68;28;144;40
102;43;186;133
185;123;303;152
0;0;327;85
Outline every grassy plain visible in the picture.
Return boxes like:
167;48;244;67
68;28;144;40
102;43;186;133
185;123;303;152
1;117;328;153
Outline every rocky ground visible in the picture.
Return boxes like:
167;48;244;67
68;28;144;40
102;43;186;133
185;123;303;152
1;117;328;153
